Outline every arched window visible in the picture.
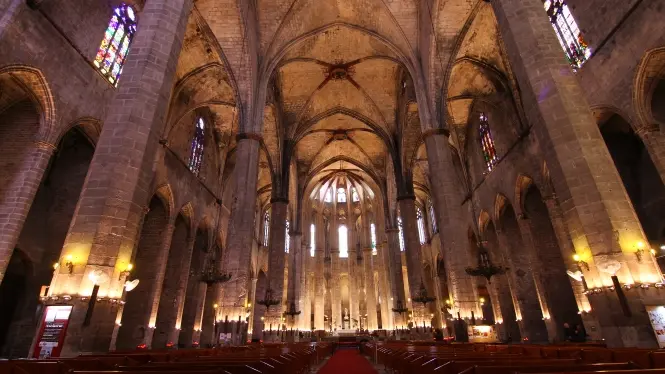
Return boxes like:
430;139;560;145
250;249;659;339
263;212;270;246
397;216;405;252
544;0;590;69
370;223;377;255
94;4;137;86
479;113;498;172
310;223;316;257
417;208;426;245
339;225;348;258
428;198;438;234
188;117;205;175
324;188;333;203
337;188;347;203
352;188;360;202
285;220;290;253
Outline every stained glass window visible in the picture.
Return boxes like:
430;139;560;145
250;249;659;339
285;220;290;253
543;0;590;69
94;4;137;86
263;212;270;246
188;117;205;175
324;188;333;202
337;188;347;203
310;223;316;257
339;225;348;258
417;208;426;245
479;113;498;172
370;223;377;255
352;188;360;202
428;198;438;234
397;216;405;252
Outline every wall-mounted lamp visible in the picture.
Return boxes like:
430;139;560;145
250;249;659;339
573;253;589;271
64;254;74;274
213;303;219;309
635;241;646;262
479;297;485;306
119;263;133;280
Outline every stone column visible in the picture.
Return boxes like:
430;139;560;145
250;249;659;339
397;197;426;327
0;141;55;284
495;227;548;342
265;200;288;339
424;132;480;322
48;1;192;355
313;213;325;330
219;134;261;328
492;0;661;347
386;228;407;328
362;247;378;331
152;231;196;348
348;231;360;329
286;232;302;330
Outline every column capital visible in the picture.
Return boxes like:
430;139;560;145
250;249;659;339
421;128;450;140
236;133;263;142
34;140;57;152
270;197;289;204
397;194;416;201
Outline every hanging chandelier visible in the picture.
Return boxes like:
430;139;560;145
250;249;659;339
199;258;232;286
391;299;409;317
412;281;436;307
257;285;280;310
465;244;508;283
283;301;301;319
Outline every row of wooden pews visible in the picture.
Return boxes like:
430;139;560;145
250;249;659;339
0;343;332;374
361;342;665;374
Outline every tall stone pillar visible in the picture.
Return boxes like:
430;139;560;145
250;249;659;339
313;212;325;330
386;228;407;328
492;0;662;347
152;231;197;348
286;232;302;330
362;247;378;330
424;132;479;339
265;200;288;339
219;134;260;333
397;197;426;327
245;277;258;338
44;1;193;354
0;141;55;284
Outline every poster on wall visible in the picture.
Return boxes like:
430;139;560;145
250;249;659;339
646;305;665;348
32;305;73;358
467;324;498;343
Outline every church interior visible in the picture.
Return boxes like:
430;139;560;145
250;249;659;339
2;0;665;371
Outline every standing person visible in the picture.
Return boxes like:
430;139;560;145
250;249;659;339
573;324;587;342
563;322;574;342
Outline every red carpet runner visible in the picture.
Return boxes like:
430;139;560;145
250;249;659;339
317;349;377;374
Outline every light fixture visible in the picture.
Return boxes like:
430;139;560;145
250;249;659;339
573;253;589;271
119;263;133;280
213;303;219;309
124;279;140;292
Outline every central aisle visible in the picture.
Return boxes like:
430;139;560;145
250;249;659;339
317;349;377;374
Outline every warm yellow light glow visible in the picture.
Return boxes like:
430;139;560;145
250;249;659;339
573;254;581;262
479;297;485;303
213;303;219;309
126;263;133;271
261;316;265;321
651;249;657;256
66;254;73;262
445;299;451;305
53;262;59;270
637;241;645;249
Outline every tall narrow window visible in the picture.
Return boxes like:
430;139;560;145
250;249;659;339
397;216;405;252
428;198;438;234
352;188;360;202
263;212;270;246
285;220;290;253
370;223;377;255
324;188;333;203
479;113;498;172
339;225;348;258
544;0;590;69
417;208;426;245
188;117;205;175
337;188;347;203
94;4;137;86
310;223;316;257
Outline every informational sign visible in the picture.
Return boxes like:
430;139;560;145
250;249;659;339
467;324;498;343
646;305;665;348
33;305;73;358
